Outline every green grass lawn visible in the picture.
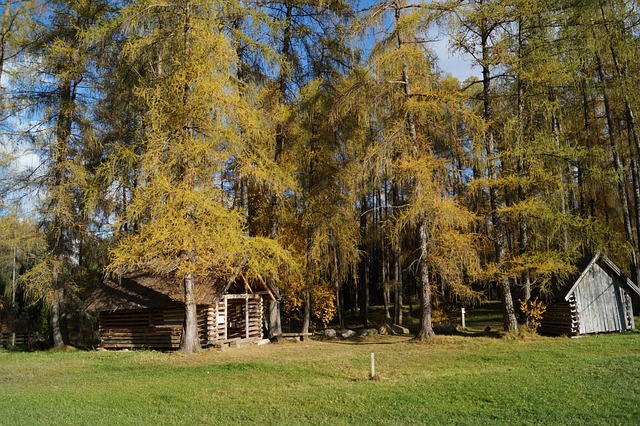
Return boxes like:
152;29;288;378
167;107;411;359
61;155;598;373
1;327;639;425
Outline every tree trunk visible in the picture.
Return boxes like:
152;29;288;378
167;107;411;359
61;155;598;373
0;0;10;92
501;278;518;332
383;284;391;320
266;283;282;338
631;157;640;284
301;240;312;339
301;282;311;340
550;94;569;250
51;287;65;348
520;221;532;327
393;235;402;326
359;194;369;327
337;282;345;330
380;186;391;320
416;220;435;340
482;29;517;333
180;273;200;353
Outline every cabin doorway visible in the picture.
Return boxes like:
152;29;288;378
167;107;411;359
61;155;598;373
217;294;263;343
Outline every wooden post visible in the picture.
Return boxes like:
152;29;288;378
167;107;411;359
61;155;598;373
223;297;228;341
461;307;466;329
370;352;375;379
245;295;249;339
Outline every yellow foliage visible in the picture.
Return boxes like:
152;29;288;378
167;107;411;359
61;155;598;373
106;0;296;291
519;299;547;332
312;284;337;328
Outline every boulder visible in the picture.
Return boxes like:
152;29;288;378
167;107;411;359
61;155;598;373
357;328;379;337
390;324;410;335
323;329;337;338
338;329;356;339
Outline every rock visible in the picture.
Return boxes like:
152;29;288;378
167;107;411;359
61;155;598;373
338;329;356;339
256;339;271;346
357;328;379;337
323;329;337;338
390;324;410;335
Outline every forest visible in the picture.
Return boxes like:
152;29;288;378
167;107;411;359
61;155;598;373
0;0;639;352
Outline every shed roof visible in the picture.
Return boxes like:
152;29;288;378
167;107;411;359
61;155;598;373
563;253;640;301
85;270;277;313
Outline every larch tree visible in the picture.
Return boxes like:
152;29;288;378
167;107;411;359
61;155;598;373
286;76;360;338
107;0;292;353
346;1;481;338
243;0;358;336
588;0;640;283
449;0;521;332
486;0;585;324
0;211;44;335
4;0;110;347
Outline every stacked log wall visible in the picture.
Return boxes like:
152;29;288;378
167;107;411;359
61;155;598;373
540;295;579;336
99;308;182;350
98;295;265;350
0;332;39;348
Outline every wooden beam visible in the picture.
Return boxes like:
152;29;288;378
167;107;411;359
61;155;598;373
224;293;261;300
245;296;249;339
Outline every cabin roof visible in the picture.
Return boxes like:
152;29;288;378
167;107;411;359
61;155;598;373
563;253;640;301
85;270;278;313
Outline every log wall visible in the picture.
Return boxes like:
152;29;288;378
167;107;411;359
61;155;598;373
99;294;264;350
99;308;183;350
225;295;263;341
0;332;39;348
540;295;579;336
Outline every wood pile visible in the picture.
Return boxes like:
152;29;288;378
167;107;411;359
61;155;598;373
539;295;579;336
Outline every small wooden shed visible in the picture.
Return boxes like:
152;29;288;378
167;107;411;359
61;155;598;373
540;254;640;336
85;271;277;350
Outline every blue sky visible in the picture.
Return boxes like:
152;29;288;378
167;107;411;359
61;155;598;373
432;36;478;81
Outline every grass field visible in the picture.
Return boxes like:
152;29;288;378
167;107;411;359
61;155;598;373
1;322;639;425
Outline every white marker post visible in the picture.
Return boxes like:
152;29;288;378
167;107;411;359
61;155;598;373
461;308;466;329
370;352;375;379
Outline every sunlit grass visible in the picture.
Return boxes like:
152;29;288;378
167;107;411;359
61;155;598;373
1;329;639;425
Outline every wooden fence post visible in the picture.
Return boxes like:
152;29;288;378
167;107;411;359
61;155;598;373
370;352;375;379
461;308;466;329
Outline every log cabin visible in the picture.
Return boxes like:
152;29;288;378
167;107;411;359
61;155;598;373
84;271;277;350
540;254;640;336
